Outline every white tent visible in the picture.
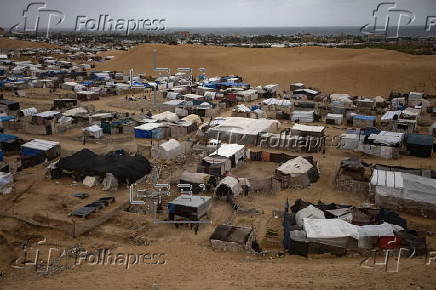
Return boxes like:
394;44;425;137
371;169;436;206
206;117;279;145
157;139;183;160
152;111;179;123
326;113;343;125
295;205;325;227
83;125;103;139
291;111;314;123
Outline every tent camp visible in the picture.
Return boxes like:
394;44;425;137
370;169;436;217
274;156;319;189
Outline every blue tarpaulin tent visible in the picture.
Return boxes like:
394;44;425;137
353;115;376;121
0;134;18;143
0;116;15;122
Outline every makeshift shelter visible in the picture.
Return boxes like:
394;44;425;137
155;139;183;160
134;123;165;139
274;156;319;189
21;139;60;167
291;124;325;138
335;158;371;195
53;99;78;110
76;91;98;101
325;113;343;125
0;100;20;113
152;111;179;123
0;134;22;152
371;169;436;217
207;117;279;145
291;111;314;123
353;115;376;128
330;94;353;111
197;156;232;177
168;195;212;221
210;144;245;168
236;89;258;102
18;107;38;117
381;111;416;134
430;122;436;137
215;176;243;199
83;125;103;139
179;171;216;194
182;114;202;127
53;149;152;185
406;134;433;158
356;98;376;110
0;172;13;194
210;225;257;252
293;89;319;100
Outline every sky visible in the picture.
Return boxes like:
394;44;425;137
0;0;435;29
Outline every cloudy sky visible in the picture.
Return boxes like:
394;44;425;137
0;0;435;29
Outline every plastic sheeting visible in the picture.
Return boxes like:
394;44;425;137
372;169;436;205
295;205;325;227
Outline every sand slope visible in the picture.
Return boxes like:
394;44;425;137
96;44;436;96
0;37;59;49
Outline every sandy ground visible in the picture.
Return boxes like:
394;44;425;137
0;43;436;289
96;44;436;96
0;37;59;49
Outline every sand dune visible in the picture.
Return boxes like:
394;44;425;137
0;37;59;49
96;44;436;96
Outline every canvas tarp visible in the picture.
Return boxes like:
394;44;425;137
83;125;103;138
215;176;243;197
55;149;152;184
157;139;182;160
303;218;358;248
207;117;279;145
291;111;314;123
276;156;313;175
326;113;343;125
371;170;436;205
295;205;325;227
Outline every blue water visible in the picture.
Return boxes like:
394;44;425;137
164;26;435;37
